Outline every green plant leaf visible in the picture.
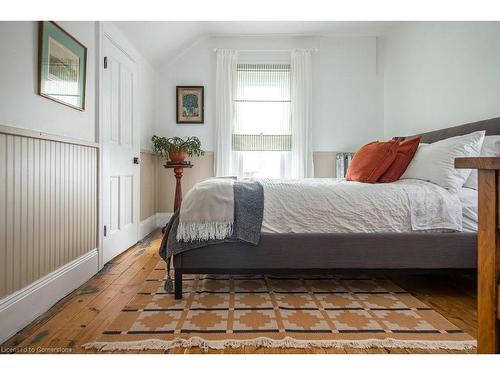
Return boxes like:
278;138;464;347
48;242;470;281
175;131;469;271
151;135;205;160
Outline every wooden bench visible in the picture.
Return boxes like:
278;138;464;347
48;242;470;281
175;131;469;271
456;157;500;354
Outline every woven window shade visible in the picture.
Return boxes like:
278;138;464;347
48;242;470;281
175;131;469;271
233;64;292;152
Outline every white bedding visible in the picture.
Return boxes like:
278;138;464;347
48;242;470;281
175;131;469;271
261;178;463;234
458;187;478;232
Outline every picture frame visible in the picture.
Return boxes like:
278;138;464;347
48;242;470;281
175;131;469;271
176;86;204;124
38;21;87;111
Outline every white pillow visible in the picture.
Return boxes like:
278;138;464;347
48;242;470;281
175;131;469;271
463;135;500;189
400;130;485;192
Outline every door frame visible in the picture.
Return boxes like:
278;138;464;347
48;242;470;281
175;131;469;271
97;22;141;270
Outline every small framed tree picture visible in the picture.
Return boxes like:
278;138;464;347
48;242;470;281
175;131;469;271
176;86;204;124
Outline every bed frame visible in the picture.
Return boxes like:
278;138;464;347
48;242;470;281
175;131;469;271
172;117;500;299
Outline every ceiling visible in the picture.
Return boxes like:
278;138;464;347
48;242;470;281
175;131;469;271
114;21;393;68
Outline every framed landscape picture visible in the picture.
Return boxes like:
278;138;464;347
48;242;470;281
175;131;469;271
176;86;204;124
38;21;87;111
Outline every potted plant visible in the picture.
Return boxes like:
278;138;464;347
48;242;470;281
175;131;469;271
151;135;205;163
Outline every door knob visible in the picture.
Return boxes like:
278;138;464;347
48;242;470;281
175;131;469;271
133;157;140;164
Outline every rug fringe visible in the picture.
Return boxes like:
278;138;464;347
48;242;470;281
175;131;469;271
82;337;477;352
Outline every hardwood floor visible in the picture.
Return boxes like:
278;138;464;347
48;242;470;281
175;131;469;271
1;230;477;354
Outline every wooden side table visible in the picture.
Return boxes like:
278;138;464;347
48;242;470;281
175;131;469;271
456;157;500;353
164;161;193;212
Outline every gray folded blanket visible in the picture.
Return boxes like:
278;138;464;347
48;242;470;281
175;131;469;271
159;179;264;268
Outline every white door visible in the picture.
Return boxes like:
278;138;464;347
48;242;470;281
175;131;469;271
102;36;140;265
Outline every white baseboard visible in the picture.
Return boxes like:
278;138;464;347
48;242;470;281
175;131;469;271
156;212;173;229
139;213;173;240
138;212;174;240
0;212;173;343
139;214;158;239
0;249;99;344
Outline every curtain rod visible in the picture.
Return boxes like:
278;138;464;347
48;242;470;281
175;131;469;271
212;48;318;53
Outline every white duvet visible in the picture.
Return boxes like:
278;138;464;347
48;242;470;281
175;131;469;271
261;178;462;233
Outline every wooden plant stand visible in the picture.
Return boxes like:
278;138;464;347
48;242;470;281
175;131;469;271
164;161;193;212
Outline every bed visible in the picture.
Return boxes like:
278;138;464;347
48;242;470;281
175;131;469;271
164;117;500;299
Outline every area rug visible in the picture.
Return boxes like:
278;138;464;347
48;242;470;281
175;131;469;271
83;261;476;351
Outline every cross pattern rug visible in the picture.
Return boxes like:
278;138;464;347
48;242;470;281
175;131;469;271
83;261;476;352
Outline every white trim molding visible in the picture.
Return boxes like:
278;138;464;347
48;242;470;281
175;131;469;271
156;212;174;230
0;123;100;149
140;214;158;239
0;249;99;344
139;213;174;240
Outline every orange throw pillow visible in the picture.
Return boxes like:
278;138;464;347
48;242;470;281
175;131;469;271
378;137;421;183
346;140;400;183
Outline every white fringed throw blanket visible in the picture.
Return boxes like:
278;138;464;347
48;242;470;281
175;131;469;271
177;178;236;242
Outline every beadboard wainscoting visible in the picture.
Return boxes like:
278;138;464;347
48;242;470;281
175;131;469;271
313;152;337;179
156;152;215;213
0;125;99;343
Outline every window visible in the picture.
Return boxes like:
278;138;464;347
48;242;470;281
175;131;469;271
233;64;292;178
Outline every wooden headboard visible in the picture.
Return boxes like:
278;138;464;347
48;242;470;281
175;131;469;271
412;117;500;143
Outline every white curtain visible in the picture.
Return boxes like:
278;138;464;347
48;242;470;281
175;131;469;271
215;48;313;179
215;49;238;177
290;49;314;178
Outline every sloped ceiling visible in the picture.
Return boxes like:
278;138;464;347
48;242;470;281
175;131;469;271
114;21;393;68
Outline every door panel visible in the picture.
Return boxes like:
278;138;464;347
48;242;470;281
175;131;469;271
109;176;120;234
122;175;133;227
105;56;120;144
102;36;139;265
120;66;133;147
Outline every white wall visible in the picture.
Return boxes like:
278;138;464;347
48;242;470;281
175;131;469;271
382;22;500;138
0;21;158;148
2;21;499;157
138;60;158;151
314;36;383;151
0;21;97;142
156;35;384;153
